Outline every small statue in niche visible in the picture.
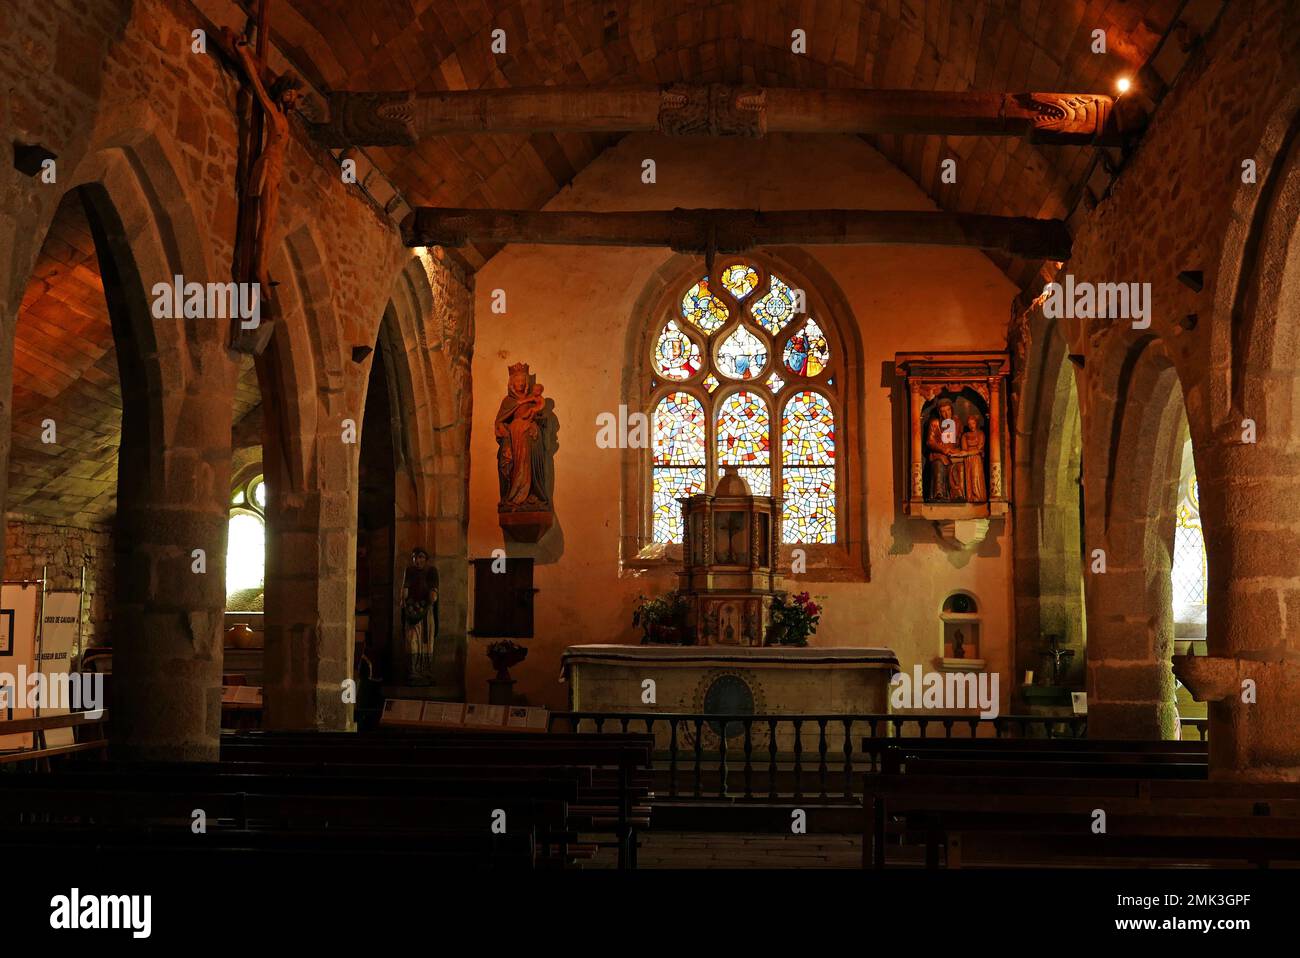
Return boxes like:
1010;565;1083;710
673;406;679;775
924;398;960;501
495;364;550;511
952;628;966;658
401;547;438;685
959;414;987;503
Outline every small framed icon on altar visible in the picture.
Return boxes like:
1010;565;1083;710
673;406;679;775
1071;692;1088;715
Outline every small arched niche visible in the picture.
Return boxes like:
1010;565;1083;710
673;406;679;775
939;591;985;671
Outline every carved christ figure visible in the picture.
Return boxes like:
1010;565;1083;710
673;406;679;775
221;26;302;305
495;364;549;509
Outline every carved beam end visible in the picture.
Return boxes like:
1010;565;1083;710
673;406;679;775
1012;93;1143;146
312;92;418;147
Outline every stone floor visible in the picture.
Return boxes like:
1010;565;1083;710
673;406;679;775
587;832;863;869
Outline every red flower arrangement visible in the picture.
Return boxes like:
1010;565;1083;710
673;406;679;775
768;591;822;646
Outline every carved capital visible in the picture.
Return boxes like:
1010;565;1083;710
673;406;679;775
1013;93;1112;145
659;84;767;137
315;92;418;146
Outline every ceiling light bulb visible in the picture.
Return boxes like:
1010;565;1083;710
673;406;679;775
1116;76;1132;95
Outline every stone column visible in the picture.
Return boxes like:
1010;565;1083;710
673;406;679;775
111;393;231;762
1175;438;1300;781
262;435;356;730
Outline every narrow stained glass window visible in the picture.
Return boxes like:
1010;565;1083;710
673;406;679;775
716;389;772;496
1171;438;1207;634
652;392;707;543
781;391;836;543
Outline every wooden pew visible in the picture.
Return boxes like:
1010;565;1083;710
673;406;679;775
0;711;109;768
219;729;655;868
864;771;1300;868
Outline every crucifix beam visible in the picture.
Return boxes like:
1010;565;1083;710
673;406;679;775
313;85;1137;147
402;207;1073;261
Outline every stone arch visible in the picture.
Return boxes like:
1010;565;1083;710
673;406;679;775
1084;334;1188;739
619;248;867;578
37;127;234;759
1012;314;1085;695
381;254;470;695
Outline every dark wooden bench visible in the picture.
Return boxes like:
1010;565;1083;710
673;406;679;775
864;771;1300;868
219;729;655;867
0;711;109;768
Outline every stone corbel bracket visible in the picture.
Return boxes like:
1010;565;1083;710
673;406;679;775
1173;654;1300;702
933;518;990;550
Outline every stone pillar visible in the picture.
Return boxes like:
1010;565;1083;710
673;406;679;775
1083;516;1179;740
111;394;231;762
262;439;356;730
1175;439;1300;781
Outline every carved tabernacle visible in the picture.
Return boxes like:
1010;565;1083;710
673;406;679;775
895;352;1011;521
678;467;783;646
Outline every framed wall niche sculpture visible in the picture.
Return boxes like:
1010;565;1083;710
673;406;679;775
895;352;1010;522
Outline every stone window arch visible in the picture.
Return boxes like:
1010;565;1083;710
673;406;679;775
628;254;863;578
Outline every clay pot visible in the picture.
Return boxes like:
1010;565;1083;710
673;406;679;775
226;623;257;649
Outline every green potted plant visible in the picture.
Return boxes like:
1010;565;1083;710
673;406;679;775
633;592;690;644
767;591;822;646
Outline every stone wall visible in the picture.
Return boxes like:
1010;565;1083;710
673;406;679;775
4;516;113;648
1015;0;1300;771
0;0;474;751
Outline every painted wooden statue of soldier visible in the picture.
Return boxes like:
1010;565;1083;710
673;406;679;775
401;547;438;685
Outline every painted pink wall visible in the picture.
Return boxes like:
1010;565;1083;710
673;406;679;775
466;133;1019;712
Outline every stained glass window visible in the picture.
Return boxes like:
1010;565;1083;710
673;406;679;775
652;392;707;543
648;261;840;545
782;391;836;542
783;317;830;377
716;389;772;497
721;264;759;299
653;319;702;380
752;275;798;334
717;325;767;380
1171;438;1206;634
681;277;729;333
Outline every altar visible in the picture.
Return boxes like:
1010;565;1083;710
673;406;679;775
561;644;899;750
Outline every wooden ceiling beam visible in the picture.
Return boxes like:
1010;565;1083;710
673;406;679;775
402;207;1073;261
313;85;1139;147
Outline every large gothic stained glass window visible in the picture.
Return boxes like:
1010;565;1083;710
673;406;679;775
648;261;839;545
